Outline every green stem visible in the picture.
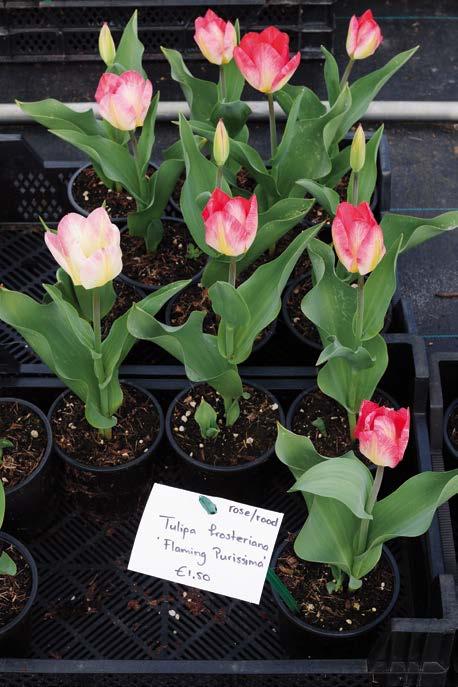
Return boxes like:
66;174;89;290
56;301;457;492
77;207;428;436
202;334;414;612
228;256;237;288
216;166;224;189
347;275;365;438
348;406;357;440
92;291;112;440
357;466;384;555
129;130;139;160
352;171;359;205
340;58;355;90
267;93;277;158
220;65;227;101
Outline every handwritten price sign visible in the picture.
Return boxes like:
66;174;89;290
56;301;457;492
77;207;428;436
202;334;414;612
128;484;283;604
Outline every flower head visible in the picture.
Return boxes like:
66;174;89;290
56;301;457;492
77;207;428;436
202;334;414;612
98;22;116;67
202;188;258;257
332;201;386;275
45;208;122;289
346;10;383;61
194;9;237;65
234;26;300;94
95;70;152;131
355;400;410;468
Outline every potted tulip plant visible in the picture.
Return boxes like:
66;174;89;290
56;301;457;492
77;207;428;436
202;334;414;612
18;12;202;292
273;400;458;649
0;396;56;536
0;207;189;513
128;194;320;500
0;480;38;656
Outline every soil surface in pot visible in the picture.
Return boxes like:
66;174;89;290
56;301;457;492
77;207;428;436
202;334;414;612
121;222;206;287
290;389;390;465
167;282;274;348
171;384;280;467
101;279;143;338
0;544;32;628
72;165;152;217
0;401;48;490
446;404;458;450
235;166;258;194
304;173;351;227
276;537;394;632
50;386;160;468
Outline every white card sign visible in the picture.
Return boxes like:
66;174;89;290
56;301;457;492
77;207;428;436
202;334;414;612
128;483;284;604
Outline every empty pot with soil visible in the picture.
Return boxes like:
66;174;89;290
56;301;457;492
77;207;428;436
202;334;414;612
47;384;164;517
0;532;38;657
443;399;458;460
166;382;284;502
0;398;57;537
270;534;400;657
119;218;207;293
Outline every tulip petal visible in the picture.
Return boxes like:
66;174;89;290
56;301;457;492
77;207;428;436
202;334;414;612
259;26;290;62
357;221;385;275
271;51;301;93
234;46;261;91
346;16;359;58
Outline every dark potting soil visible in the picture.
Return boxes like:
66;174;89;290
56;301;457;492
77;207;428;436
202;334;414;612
101;279;143;339
236;166;258;194
285;274;321;345
0;401;48;490
305;173;351;227
50;386;160;468
72;165;152;217
120;222;206;287
0;544;32;628
171;384;280;467
290;389;389;464
447;404;458;450
276;538;394;632
167;282;274;347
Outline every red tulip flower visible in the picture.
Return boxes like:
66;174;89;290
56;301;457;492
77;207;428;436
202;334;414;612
346;10;383;61
194;9;237;66
332;201;386;275
202;188;258;257
95;70;153;131
234;27;300;94
355;401;410;468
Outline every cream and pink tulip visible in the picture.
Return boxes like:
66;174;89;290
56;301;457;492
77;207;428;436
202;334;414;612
45;207;122;290
355;400;410;468
332;201;386;275
346;10;383;61
194;9;237;66
202;188;258;257
95;70;153;131
233;26;300;94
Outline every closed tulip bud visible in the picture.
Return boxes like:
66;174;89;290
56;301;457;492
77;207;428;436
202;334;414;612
355;401;410;468
95;70;153;131
332;201;386;275
202;188;258;257
213;119;229;168
45;208;122;290
234;26;300;94
98;22;116;67
350;125;366;173
346;10;383;61
194;9;237;66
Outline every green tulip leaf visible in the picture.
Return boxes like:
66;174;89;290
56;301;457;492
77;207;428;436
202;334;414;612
381;211;458;253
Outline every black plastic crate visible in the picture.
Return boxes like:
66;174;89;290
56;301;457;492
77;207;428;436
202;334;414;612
0;336;456;686
0;1;335;63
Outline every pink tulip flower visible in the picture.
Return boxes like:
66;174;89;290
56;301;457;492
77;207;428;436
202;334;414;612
234;26;300;94
355;400;410;468
331;201;386;275
194;9;237;65
346;10;383;61
202;188;258;257
95;70;153;131
45;207;122;290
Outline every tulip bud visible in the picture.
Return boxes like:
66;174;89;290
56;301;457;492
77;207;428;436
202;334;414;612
95;71;153;131
202;188;258;257
346;10;383;61
355;400;410;468
194;9;237;66
99;22;116;67
331;201;386;275
213;119;229;168
350;125;366;173
45;207;122;290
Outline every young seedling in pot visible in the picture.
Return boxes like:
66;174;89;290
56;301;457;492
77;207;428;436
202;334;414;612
274;401;458;633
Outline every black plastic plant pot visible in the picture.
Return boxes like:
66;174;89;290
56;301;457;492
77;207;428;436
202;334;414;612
118;218;206;295
282;273;394;351
47;384;164;517
1;397;59;539
270;536;400;658
165;381;285;503
0;532;38;658
443;398;458;461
